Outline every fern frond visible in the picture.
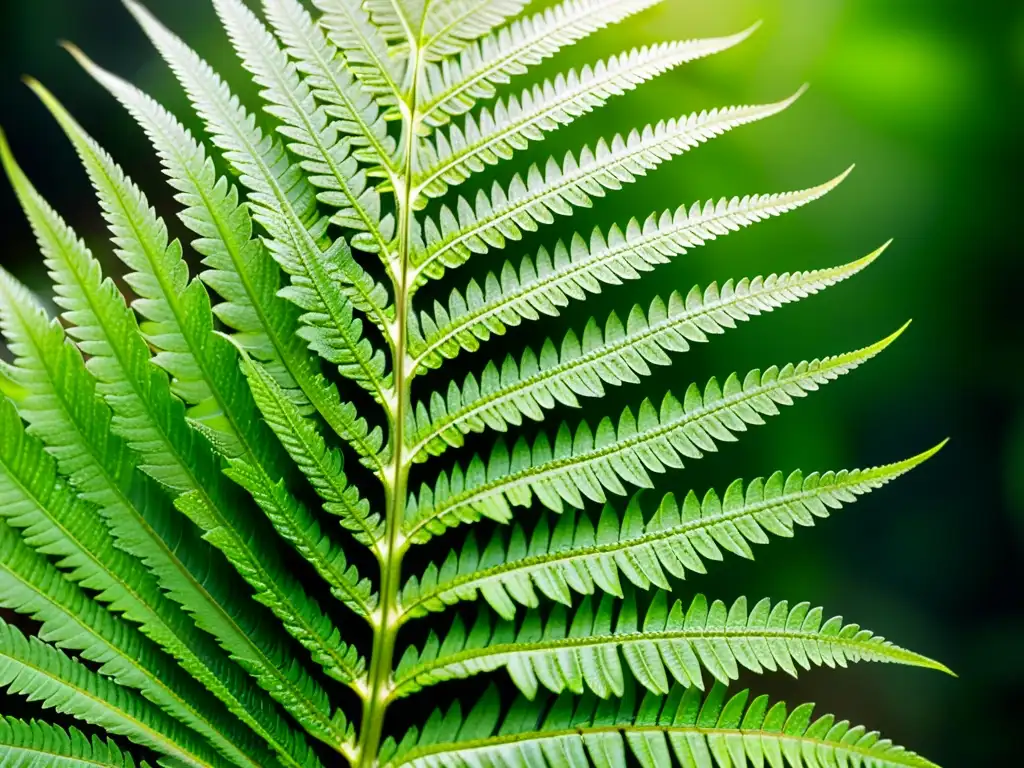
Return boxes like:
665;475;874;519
0;618;223;768
0;126;349;750
0;717;141;768
414;31;758;201
126;1;393;407
68;46;385;469
0;514;260;768
262;0;398;173
411;91;804;283
311;0;404;108
0;285;321;767
400;446;942;621
404;331;903;544
417;0;664;129
214;0;397;266
365;0;422;51
241;356;386;548
381;684;940;768
419;0;530;62
410;249;881;461
411;172;849;371
32;79;370;691
393;593;949;700
33;79;239;447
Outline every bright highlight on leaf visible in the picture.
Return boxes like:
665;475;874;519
0;0;948;767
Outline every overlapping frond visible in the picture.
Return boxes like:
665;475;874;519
410;248;882;461
0;124;348;750
31;81;369;691
311;0;404;108
410;171;850;371
0;717;140;768
410;91;804;283
0;511;260;768
394;593;949;700
405;332;903;543
263;0;398;173
214;0;396;265
0;618;219;768
241;356;385;549
400;446;943;621
417;0;664;128
381;684;940;768
0;285;321;768
414;30;759;200
126;1;392;407
419;0;530;61
68;46;385;469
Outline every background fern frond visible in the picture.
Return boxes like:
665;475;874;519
1;107;347;752
126;1;393;407
68;47;385;470
0;618;222;768
0;717;142;768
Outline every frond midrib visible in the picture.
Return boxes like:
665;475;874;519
393;626;934;693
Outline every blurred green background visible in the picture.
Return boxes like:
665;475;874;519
0;0;1020;764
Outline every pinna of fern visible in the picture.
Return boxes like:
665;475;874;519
0;0;950;766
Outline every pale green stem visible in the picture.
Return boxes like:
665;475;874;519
355;30;424;766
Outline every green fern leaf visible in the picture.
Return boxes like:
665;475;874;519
410;172;849;370
0;2;948;765
411;91;804;283
414;30;758;201
381;684;940;768
0;717;143;768
394;592;950;700
0;618;223;768
405;331;904;543
400;446;942;621
410;248;881;461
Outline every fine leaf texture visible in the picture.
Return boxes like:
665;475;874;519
381;684;940;768
0;1;948;766
394;593;950;700
0;717;143;768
